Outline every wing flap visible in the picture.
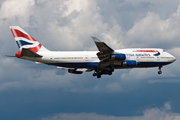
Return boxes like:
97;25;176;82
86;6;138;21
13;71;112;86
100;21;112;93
57;67;92;72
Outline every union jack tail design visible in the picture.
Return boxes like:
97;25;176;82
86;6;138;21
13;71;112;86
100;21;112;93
10;26;49;53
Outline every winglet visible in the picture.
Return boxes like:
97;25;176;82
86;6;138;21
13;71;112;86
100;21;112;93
91;36;101;42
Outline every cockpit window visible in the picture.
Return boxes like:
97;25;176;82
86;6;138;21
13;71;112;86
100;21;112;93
163;49;165;52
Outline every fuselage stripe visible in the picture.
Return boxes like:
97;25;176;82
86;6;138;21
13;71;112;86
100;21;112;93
136;50;160;53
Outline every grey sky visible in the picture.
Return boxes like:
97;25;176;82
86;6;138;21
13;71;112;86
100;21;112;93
0;0;180;120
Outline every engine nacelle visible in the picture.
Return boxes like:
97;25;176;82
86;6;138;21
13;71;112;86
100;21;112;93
110;53;126;61
123;60;137;67
101;69;112;75
68;69;83;74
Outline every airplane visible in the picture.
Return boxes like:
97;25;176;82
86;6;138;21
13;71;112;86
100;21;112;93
8;26;176;78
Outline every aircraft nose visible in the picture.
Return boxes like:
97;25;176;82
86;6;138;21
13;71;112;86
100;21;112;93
169;56;176;63
172;56;176;62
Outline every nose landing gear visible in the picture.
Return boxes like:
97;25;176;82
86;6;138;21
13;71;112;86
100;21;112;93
158;66;162;74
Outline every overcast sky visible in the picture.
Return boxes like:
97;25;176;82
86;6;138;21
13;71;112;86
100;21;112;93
1;0;180;120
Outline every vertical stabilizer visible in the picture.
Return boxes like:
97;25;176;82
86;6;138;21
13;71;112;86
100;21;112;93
10;26;49;53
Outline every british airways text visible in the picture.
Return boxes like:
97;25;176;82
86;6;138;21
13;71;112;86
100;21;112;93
126;54;151;57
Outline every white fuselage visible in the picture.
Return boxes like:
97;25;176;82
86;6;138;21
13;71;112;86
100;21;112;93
22;48;176;69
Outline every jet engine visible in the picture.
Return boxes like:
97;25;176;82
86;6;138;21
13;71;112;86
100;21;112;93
101;69;113;75
110;53;126;60
123;60;137;67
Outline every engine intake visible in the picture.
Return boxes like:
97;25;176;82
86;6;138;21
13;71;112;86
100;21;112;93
110;54;126;60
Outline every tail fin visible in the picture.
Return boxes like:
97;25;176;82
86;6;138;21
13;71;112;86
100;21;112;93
10;26;49;53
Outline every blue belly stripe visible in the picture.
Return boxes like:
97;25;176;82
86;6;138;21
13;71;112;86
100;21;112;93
47;62;171;69
137;62;171;67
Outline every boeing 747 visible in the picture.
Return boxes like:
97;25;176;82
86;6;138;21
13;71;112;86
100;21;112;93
9;26;176;78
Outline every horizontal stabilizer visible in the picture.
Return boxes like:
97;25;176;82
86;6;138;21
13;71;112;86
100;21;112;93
21;48;42;57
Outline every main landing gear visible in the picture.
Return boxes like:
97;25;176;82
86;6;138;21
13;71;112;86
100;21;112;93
93;69;114;78
158;66;162;74
93;72;102;78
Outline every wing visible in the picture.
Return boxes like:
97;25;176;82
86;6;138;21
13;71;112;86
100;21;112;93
91;37;114;53
91;37;114;61
92;37;115;69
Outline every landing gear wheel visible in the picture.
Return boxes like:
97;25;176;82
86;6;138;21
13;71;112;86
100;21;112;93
97;74;101;78
158;71;162;74
93;73;97;76
108;72;112;75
